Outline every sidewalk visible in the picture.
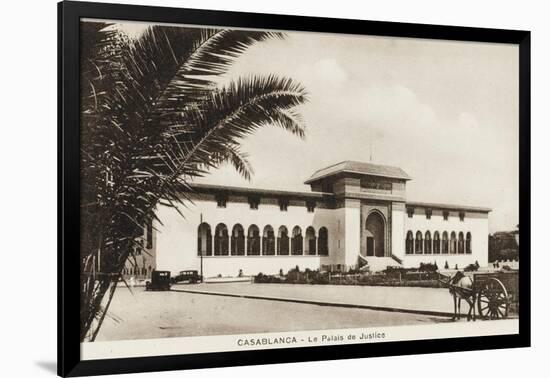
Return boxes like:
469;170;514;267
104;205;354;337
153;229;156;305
172;282;458;317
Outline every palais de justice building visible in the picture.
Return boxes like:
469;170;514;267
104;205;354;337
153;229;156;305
138;161;490;278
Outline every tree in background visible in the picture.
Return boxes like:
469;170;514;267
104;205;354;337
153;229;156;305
488;231;519;263
80;23;307;341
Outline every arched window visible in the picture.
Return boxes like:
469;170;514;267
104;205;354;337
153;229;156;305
262;225;275;255
277;226;289;255
442;231;449;254
466;232;472;254
291;226;303;255
197;223;212;256
458;232;465;254
247;225;260;255
415;231;423;254
318;227;329;256
231;224;245;256
425;231;432;254
406;231;414;254
433;231;441;254
305;227;317;255
214;223;229;256
450;232;457;254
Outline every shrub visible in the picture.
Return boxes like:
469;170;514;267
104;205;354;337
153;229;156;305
444;261;449;269
382;266;411;279
464;263;479;272
307;270;329;284
419;262;438;272
287;266;301;282
254;272;284;283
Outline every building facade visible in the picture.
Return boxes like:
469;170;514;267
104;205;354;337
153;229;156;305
122;221;157;280
152;161;490;277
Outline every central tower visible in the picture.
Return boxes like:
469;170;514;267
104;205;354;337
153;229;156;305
305;161;411;267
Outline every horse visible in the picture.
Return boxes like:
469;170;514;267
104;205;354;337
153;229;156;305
448;271;476;321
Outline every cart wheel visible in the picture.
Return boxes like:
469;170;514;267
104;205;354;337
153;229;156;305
477;278;509;319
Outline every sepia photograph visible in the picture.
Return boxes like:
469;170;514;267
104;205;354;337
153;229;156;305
76;15;522;363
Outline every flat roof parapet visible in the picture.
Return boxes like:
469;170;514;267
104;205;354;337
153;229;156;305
187;183;334;200
406;201;491;214
305;160;411;184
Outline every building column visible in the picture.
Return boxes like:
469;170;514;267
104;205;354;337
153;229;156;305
391;202;406;260
343;199;361;268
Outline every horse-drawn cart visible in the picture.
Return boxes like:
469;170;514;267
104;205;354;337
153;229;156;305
443;269;519;320
473;271;519;319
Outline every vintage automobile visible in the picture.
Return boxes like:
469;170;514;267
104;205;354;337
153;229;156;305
172;270;203;284
145;270;171;291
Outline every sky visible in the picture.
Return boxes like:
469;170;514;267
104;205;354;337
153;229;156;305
111;20;519;233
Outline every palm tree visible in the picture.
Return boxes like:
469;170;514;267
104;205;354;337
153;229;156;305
80;22;307;341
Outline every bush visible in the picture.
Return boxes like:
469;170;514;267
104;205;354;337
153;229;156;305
254;268;330;285
307;270;329;284
382;266;411;279
286;266;302;283
464;263;479;272
254;265;444;288
254;272;284;284
419;262;438;272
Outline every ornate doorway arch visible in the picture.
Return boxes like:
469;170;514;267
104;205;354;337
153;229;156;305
365;211;385;257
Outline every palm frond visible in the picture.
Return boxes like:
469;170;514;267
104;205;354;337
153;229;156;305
210;144;255;181
157;29;286;109
172;75;307;173
78;23;307;342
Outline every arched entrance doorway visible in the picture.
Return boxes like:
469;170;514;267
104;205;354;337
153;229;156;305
365;212;385;257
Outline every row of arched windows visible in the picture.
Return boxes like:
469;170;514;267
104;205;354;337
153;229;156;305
198;223;329;257
406;231;472;255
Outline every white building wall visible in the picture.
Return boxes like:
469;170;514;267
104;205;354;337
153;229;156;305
343;199;361;267
402;209;489;269
391;203;406;260
153;191;490;275
155;194;341;277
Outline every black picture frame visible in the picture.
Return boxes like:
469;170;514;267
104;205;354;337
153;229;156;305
58;1;531;376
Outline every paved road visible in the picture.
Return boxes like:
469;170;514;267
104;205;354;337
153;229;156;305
175;282;455;314
96;287;451;341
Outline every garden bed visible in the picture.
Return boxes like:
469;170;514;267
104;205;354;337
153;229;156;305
254;265;448;288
